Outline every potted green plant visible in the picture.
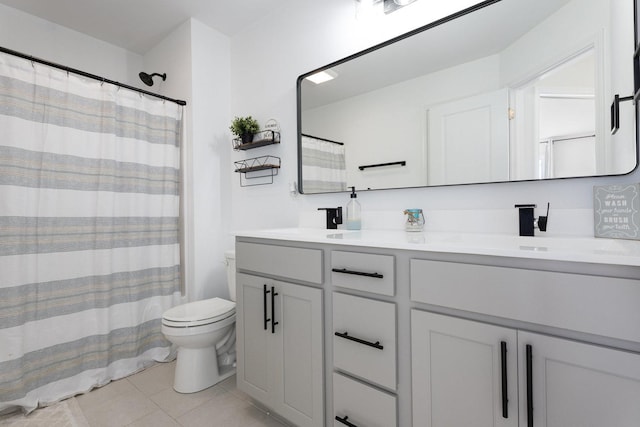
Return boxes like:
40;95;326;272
230;116;260;144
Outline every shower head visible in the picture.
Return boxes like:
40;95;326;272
138;72;166;87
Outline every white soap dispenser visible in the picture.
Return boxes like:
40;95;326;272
346;186;361;230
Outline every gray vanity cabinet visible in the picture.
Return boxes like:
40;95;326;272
412;310;640;427
235;243;324;427
411;259;640;427
236;232;640;427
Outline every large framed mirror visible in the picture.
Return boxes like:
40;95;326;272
297;0;638;194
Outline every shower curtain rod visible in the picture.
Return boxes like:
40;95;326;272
0;46;187;106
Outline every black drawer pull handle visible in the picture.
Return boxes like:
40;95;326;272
335;331;383;350
335;415;358;427
501;341;508;419
271;286;279;334
332;268;383;279
526;344;533;427
263;284;271;331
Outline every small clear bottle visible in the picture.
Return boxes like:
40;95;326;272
346;186;361;230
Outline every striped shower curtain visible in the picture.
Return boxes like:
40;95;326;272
0;53;183;413
301;134;347;193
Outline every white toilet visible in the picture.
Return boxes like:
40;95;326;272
161;250;237;393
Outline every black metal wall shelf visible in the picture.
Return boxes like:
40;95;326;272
233;130;280;151
234;155;281;187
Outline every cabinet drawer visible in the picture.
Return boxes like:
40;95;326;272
331;250;395;296
333;293;396;390
333;372;397;427
236;242;322;284
410;259;640;343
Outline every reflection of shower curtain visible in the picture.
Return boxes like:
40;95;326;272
0;53;183;413
301;135;347;193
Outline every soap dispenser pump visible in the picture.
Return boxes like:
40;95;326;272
346;186;361;230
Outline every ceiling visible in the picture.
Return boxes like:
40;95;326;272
0;0;288;54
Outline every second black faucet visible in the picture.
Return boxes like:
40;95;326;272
318;207;343;229
514;203;549;236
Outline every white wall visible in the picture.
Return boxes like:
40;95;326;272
0;3;143;86
188;20;233;301
143;19;233;301
230;0;639;237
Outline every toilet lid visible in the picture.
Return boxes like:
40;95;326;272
163;297;236;324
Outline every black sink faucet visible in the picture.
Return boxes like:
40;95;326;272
515;203;549;236
318;207;343;229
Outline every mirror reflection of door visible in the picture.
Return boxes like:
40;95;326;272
512;48;598;179
539;101;596;179
427;88;510;185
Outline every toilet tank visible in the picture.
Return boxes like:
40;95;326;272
224;250;236;301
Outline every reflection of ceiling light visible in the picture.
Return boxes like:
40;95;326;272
394;0;413;4
305;69;338;84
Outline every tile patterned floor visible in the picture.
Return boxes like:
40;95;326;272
1;362;289;427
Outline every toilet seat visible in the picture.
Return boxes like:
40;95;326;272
162;297;236;328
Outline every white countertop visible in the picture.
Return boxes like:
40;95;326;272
234;228;640;267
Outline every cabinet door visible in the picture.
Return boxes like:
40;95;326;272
519;332;640;427
237;274;324;427
272;280;324;427
236;273;272;405
412;310;518;427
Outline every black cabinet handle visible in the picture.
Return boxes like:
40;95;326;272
335;415;358;427
263;284;270;331
271;286;279;334
335;331;383;350
332;268;383;279
526;344;533;427
501;341;508;418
